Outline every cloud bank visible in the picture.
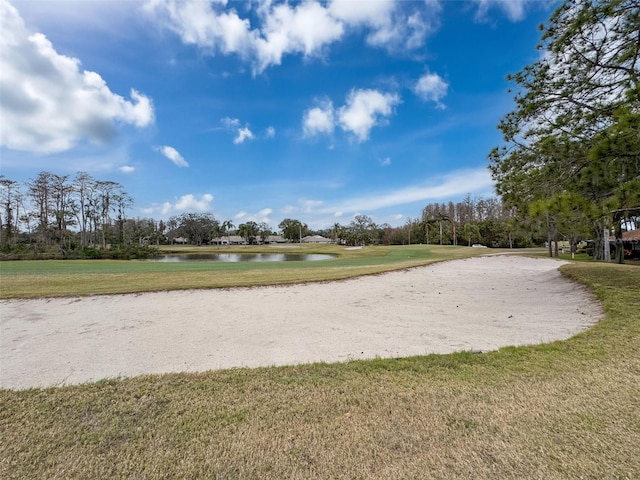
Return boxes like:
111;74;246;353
303;89;400;142
158;193;214;215
0;0;154;154
144;0;441;74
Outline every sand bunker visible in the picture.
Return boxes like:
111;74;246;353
0;255;601;389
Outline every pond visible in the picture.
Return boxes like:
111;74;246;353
148;253;336;263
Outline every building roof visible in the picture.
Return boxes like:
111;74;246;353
622;230;640;241
265;235;287;243
301;235;332;243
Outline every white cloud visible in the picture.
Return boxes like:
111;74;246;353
302;200;324;213
144;0;255;54
253;167;492;230
338;89;400;142
146;0;344;74
254;1;345;72
328;0;395;25
328;0;439;53
332;168;493;213
380;157;392;167
152;193;214;216
221;117;254;144
288;167;492;228
265;126;275;138
119;165;135;173
473;0;528;22
160;202;173;216
248;208;273;224
221;117;240;128
0;0;154;154
360;9;435;53
157;145;189;167
231;208;273;226
414;71;448;108
175;193;213;211
234;126;254;144
273;198;327;219
303;101;335;137
145;0;441;74
303;89;400;141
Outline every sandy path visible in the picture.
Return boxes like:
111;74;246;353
0;256;601;390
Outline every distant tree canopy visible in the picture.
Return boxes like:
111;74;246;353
313;197;526;248
489;0;640;261
0;171;524;253
278;218;308;242
169;213;219;246
0;171;160;259
383;196;529;248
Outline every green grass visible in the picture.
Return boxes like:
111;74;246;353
1;260;638;478
0;244;487;298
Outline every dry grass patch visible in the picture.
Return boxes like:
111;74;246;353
2;357;638;479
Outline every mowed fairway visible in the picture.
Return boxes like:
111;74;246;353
0;244;487;299
1;248;639;479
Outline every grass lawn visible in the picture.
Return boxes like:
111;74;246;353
0;244;488;299
1;253;638;478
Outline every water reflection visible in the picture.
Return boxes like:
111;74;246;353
149;253;335;263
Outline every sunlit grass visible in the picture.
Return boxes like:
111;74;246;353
0;244;487;298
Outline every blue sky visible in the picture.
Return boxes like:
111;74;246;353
0;0;553;230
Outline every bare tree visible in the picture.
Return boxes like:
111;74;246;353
114;190;133;245
94;181;122;249
28;172;54;244
0;176;19;246
72;172;95;248
50;174;75;248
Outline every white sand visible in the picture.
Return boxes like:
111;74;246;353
0;255;601;390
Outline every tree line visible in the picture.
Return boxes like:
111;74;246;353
489;0;639;262
375;196;531;248
1;170;522;256
0;171;143;257
308;196;525;248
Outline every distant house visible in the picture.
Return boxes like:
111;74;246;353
209;235;287;245
301;235;332;244
210;235;246;245
264;235;287;244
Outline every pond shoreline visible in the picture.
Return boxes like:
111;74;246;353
145;253;337;263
